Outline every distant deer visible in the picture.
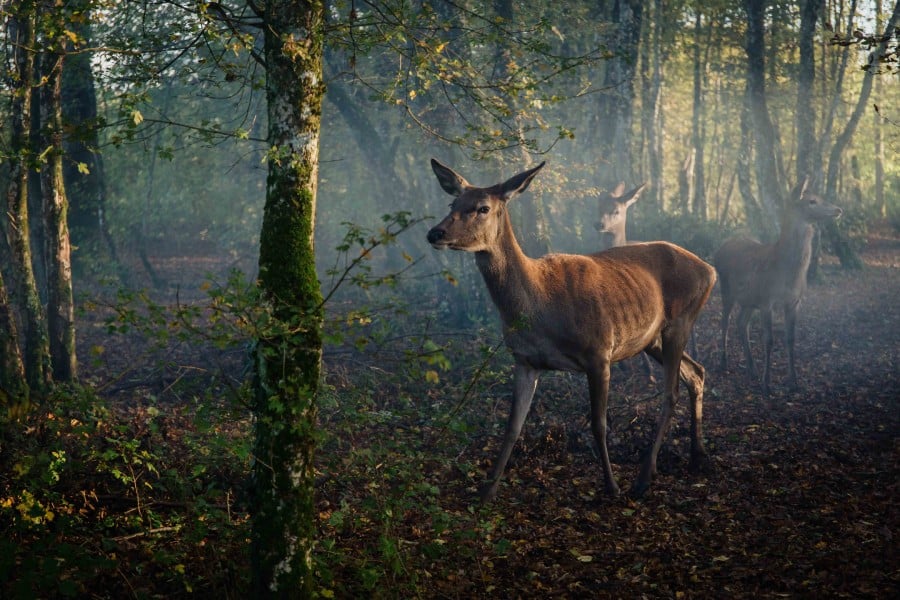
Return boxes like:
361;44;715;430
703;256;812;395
594;182;656;375
594;182;646;250
426;159;717;500
714;179;842;395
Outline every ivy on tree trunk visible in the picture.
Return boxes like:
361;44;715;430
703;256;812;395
251;1;325;597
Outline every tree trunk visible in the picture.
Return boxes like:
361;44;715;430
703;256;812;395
0;271;28;409
822;0;900;269
691;11;706;218
61;2;116;276
40;29;78;383
795;0;818;181
744;0;782;233
4;1;51;392
873;0;884;218
251;0;325;596
640;0;664;211
595;0;643;186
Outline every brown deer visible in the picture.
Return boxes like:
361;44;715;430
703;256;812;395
714;180;842;395
426;159;717;500
594;182;646;250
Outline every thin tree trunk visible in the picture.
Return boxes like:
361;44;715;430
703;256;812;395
744;0;782;233
691;10;706;218
873;0;886;218
0;271;28;409
5;1;51;392
795;0;818;181
62;2;117;276
822;0;900;269
640;0;664;211
41;26;78;383
595;0;643;186
252;0;325;596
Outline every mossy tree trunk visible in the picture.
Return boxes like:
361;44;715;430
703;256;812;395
4;0;51;393
251;0;325;597
41;22;78;383
0;271;28;410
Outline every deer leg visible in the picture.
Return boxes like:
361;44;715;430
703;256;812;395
760;308;774;396
719;296;734;371
784;301;800;390
736;306;757;380
678;352;708;469
587;359;619;496
480;363;539;502
633;335;684;497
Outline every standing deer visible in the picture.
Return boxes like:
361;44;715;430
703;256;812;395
594;182;646;250
594;182;656;375
714;180;842;395
426;159;717;500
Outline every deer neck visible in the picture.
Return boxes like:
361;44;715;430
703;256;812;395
773;215;815;285
603;228;627;249
474;213;538;321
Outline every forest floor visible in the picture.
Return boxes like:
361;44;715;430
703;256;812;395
311;224;899;598
4;225;898;599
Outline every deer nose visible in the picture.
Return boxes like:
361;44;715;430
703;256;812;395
427;228;445;244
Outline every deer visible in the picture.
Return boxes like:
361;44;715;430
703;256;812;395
594;182;656;377
426;159;717;501
594;182;646;250
714;179;842;395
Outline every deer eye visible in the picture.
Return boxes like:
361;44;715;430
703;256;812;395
477;206;490;214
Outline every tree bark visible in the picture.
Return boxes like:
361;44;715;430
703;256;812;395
822;0;900;269
4;1;51;392
795;0;818;181
595;0;643;186
0;271;28;409
744;0;782;233
640;0;664;211
691;10;706;218
40;24;78;383
251;0;325;596
61;2;116;276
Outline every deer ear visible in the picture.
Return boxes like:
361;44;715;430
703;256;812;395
498;161;546;200
622;183;647;207
611;182;626;198
431;159;469;196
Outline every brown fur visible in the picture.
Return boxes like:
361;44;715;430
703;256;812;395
427;159;716;500
714;181;842;395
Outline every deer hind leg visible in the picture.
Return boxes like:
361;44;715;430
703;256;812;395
784;300;801;390
719;291;735;371
633;333;686;497
678;351;708;469
736;306;757;380
760;307;774;396
587;359;619;496
480;363;539;502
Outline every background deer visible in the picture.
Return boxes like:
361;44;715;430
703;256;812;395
427;159;717;500
594;182;646;250
714;180;842;395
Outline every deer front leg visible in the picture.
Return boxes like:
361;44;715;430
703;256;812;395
479;363;539;502
587;360;619;496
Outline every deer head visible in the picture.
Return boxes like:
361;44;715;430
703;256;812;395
427;159;545;252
